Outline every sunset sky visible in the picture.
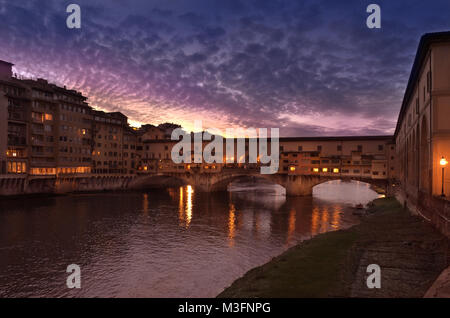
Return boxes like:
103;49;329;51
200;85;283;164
0;0;449;136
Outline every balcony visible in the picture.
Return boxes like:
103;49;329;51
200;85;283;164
8;111;26;121
32;127;44;134
32;117;44;123
7;136;27;146
31;139;44;146
31;151;46;156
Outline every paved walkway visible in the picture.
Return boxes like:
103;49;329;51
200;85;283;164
348;205;449;297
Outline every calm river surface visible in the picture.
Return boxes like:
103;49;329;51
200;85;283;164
0;180;382;297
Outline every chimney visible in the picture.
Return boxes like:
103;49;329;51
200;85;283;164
0;60;14;79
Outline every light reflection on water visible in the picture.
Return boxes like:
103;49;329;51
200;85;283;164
0;180;381;298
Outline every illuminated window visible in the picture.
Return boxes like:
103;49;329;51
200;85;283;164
6;149;21;157
289;166;296;172
44;113;53;121
322;168;328;172
7;161;26;174
313;168;319;173
30;167;55;175
333;168;339;173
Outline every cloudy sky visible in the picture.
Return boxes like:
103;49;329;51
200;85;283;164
0;0;449;136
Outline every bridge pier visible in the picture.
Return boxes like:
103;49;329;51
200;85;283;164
282;175;314;196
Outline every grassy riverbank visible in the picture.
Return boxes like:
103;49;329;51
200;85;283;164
218;198;449;298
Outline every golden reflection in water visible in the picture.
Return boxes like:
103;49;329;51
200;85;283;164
185;185;193;227
320;206;329;233
142;193;149;215
178;187;184;225
311;206;320;236
167;188;177;201
331;205;341;229
252;211;260;238
228;202;236;247
286;209;296;245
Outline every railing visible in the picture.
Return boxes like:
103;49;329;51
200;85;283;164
31;139;44;146
31;128;44;134
7;137;27;146
32;117;44;123
31;151;45;156
8;112;25;121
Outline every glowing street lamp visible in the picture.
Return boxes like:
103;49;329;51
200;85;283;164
440;156;448;197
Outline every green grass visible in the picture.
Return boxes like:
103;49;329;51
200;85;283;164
218;226;359;298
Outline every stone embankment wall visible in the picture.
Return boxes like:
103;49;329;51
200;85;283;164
0;175;136;196
395;187;450;238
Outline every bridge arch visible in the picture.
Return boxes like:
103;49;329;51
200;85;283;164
311;178;387;196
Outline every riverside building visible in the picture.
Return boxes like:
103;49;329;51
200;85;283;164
0;59;396;182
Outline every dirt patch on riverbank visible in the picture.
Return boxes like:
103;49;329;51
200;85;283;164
217;198;449;298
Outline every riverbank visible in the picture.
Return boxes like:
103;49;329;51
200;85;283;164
217;197;450;298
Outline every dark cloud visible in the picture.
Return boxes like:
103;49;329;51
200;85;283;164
0;0;449;135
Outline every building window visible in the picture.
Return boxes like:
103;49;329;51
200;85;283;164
7;161;26;174
317;145;322;152
337;145;342;151
298;146;302;151
378;145;384;151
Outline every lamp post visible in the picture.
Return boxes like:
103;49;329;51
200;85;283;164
440;156;448;197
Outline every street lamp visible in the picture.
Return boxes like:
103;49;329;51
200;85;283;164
440;156;448;197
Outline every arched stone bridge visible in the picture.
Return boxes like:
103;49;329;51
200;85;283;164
129;169;388;196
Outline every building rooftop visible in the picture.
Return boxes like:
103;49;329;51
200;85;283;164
0;60;14;66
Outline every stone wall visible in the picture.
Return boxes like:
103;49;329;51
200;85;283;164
0;175;136;196
418;191;450;238
396;187;450;238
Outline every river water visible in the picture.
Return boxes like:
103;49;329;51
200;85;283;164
0;180;382;297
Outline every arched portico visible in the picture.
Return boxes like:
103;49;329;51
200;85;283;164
420;115;430;193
